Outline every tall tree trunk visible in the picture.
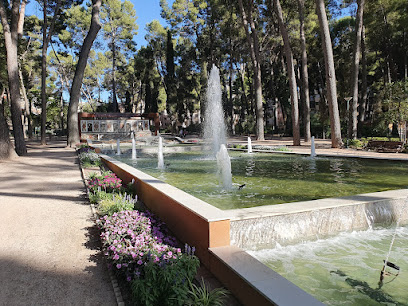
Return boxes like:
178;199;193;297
315;0;342;148
40;0;61;145
0;0;26;155
298;0;311;142
19;64;32;138
238;0;265;140
358;25;367;137
112;38;118;112
349;0;364;140
0;88;17;159
40;0;48;145
274;0;300;145
67;0;102;147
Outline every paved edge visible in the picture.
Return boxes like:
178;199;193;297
78;157;125;306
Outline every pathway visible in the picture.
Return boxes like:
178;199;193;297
0;141;117;305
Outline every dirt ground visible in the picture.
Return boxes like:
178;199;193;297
0;141;116;305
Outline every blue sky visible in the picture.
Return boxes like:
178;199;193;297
26;0;171;47
131;0;169;47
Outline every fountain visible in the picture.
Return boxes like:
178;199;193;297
157;136;164;169
203;65;227;156
216;144;233;190
247;137;253;154
202;65;233;189
311;136;316;157
116;139;121;155
131;132;137;160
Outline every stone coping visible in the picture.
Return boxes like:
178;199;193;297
227;189;408;221
230;148;408;161
100;154;232;223
209;246;324;306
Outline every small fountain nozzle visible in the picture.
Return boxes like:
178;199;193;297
379;260;400;288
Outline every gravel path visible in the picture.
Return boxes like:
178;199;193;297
0;141;117;305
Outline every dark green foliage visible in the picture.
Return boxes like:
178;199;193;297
131;253;200;306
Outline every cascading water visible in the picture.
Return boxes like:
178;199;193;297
247;137;253;154
203;65;227;156
157;136;164;169
116;139;121;155
216;144;232;190
131;132;137;160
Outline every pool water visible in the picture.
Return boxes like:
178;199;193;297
114;151;408;210
249;226;408;305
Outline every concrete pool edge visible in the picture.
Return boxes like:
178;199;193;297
98;152;407;306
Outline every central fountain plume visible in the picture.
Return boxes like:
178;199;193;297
203;65;232;189
158;136;164;169
203;65;227;156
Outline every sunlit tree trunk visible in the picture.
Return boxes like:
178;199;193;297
274;0;300;145
238;0;265;140
350;0;365;140
315;0;342;148
358;25;367;137
0;88;17;159
67;0;102;147
40;0;61;145
0;0;27;155
298;0;311;142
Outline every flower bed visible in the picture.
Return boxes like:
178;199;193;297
97;210;200;305
77;144;102;168
82;161;228;305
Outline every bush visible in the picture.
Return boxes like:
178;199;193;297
79;150;101;168
88;171;122;193
186;278;229;306
131;251;200;306
97;193;138;216
97;210;200;306
346;139;363;149
88;190;114;204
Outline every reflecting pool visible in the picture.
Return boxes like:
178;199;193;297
249;226;408;305
113;151;408;210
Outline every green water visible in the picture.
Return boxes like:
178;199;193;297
249;226;408;305
115;151;408;210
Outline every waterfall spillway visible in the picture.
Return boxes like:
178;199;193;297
131;132;137;160
311;136;316;157
216;144;232;190
158;137;164;169
116;139;121;155
203;65;227;156
248;137;253;154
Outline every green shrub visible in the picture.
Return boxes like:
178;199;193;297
186;278;229;306
88;190;114;204
346;139;363;149
131;251;200;306
97;193;138;216
79;150;101;168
